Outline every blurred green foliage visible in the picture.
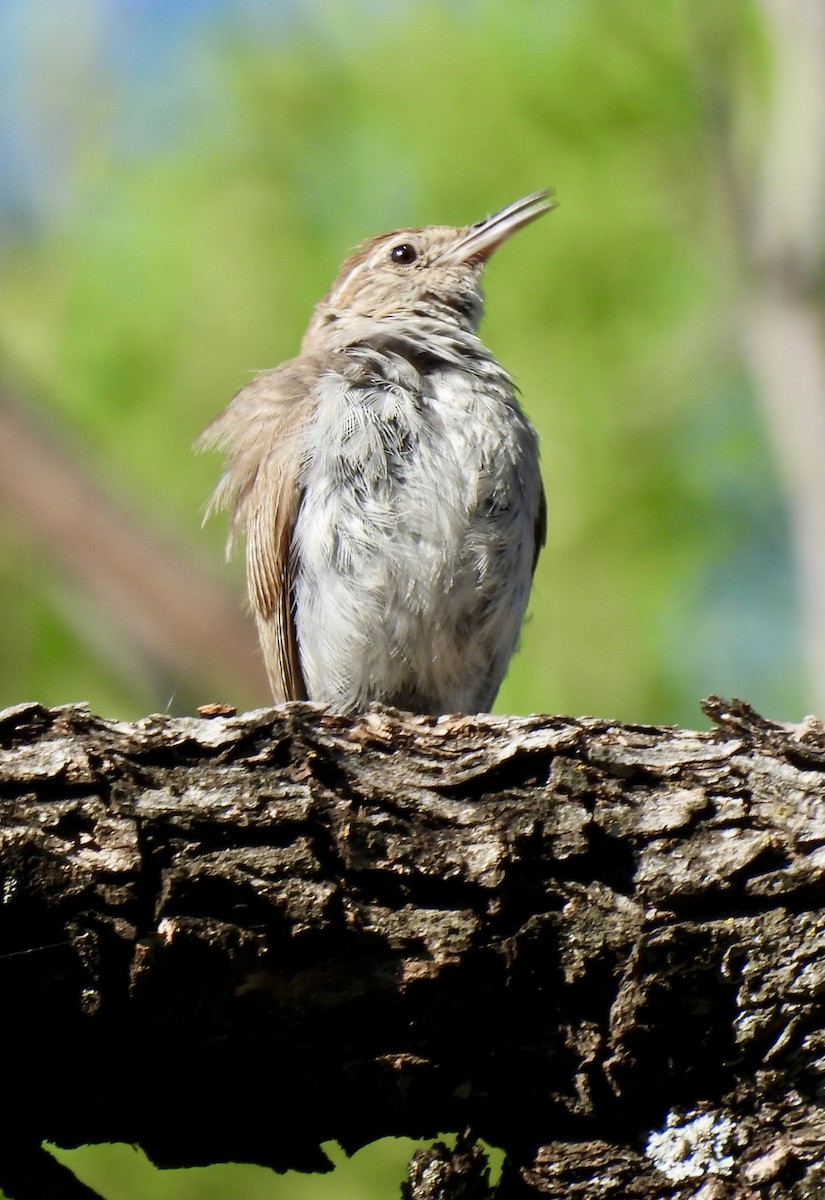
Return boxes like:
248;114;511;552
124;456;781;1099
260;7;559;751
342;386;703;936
0;0;802;730
49;1138;493;1200
0;0;807;1196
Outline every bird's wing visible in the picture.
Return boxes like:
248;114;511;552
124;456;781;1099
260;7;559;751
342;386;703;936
197;361;316;702
532;482;547;576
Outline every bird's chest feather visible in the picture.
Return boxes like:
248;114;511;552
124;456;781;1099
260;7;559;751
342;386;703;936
294;356;534;583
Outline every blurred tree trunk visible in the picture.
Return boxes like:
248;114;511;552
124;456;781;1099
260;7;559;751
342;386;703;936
738;0;825;712
1;698;823;1199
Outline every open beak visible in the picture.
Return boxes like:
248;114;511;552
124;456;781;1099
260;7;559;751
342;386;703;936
442;190;556;265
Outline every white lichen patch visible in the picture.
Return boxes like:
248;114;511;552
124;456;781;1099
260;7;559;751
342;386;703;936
645;1108;737;1182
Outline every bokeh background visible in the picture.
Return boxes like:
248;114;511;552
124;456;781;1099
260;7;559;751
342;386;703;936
1;0;823;1196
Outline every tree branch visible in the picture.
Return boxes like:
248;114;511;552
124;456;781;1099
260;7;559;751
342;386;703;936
0;697;823;1198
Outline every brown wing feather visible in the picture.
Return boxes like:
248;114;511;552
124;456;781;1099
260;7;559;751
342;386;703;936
246;454;306;701
197;360;317;702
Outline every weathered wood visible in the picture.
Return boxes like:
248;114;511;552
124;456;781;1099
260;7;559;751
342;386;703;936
0;696;823;1199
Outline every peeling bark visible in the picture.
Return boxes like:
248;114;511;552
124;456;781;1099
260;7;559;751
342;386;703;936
0;697;823;1199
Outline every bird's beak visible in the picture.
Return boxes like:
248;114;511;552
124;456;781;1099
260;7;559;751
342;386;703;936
441;190;556;265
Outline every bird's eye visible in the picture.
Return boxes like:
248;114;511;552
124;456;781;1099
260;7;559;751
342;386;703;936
389;243;418;265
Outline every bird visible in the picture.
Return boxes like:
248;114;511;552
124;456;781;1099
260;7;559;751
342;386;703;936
197;190;553;715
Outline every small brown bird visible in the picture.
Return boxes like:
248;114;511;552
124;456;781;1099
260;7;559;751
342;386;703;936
198;191;552;714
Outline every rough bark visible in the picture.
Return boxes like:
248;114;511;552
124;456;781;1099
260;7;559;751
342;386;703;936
0;696;823;1200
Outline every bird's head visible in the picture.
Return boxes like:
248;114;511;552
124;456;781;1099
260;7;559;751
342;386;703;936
304;190;554;345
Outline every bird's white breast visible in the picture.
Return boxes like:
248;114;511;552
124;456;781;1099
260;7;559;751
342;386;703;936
292;347;542;713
